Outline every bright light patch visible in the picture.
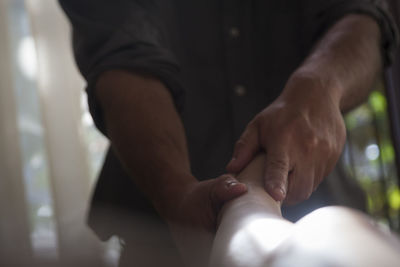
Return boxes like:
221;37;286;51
365;144;380;161
37;205;53;218
82;111;94;127
17;36;38;80
30;153;44;169
228;217;292;266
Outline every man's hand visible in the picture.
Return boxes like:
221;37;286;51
227;14;382;204
96;70;248;266
227;75;346;204
162;175;247;232
159;175;247;267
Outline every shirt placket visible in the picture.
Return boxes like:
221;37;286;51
222;0;256;140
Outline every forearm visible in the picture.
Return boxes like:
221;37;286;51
213;154;400;267
228;15;383;203
211;154;292;267
285;14;382;113
95;70;195;217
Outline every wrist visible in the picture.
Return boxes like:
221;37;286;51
151;173;197;220
280;70;343;111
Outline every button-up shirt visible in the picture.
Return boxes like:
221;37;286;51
60;0;398;239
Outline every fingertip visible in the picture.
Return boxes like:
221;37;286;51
265;182;286;202
227;182;247;195
217;177;247;201
226;157;237;173
210;178;247;213
223;176;246;190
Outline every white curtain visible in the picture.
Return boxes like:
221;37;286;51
0;1;33;264
0;0;115;266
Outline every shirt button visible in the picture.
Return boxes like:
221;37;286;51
234;85;247;97
229;27;240;38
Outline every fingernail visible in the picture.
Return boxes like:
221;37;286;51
277;187;286;197
226;180;247;194
266;182;286;199
226;179;238;188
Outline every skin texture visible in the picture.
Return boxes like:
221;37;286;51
210;154;400;267
96;71;247;266
226;14;382;204
95;14;383;263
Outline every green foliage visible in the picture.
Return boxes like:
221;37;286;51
381;142;395;164
388;187;400;211
368;90;387;115
344;86;399;231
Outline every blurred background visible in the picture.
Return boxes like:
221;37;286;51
0;0;115;266
0;0;399;266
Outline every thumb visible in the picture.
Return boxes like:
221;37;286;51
226;123;259;173
209;175;247;214
264;151;290;202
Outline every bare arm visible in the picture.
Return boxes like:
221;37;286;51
227;14;383;203
96;70;247;266
96;70;193;217
288;14;382;113
212;153;400;267
210;154;292;267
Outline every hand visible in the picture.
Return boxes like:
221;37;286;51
227;74;346;205
158;175;247;267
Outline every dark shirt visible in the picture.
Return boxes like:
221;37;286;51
59;0;398;241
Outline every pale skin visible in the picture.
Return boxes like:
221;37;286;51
211;154;400;267
95;14;382;261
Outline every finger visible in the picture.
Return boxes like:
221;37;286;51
312;165;325;192
226;122;259;173
264;149;290;202
209;175;247;214
285;163;314;205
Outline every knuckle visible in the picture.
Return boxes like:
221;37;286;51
267;158;289;172
301;133;336;156
319;139;331;151
317;139;333;156
304;134;319;149
234;139;247;150
247;117;259;129
238;128;256;144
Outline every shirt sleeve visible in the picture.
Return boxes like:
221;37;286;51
300;0;399;67
58;0;184;135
